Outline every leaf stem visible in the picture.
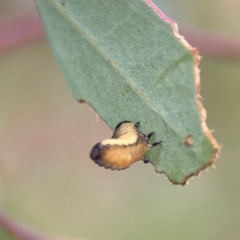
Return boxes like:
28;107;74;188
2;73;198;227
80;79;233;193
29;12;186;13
0;211;43;240
0;10;239;61
0;11;44;53
181;28;240;61
0;211;81;240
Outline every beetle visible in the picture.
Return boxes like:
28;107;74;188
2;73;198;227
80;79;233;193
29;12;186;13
90;121;162;170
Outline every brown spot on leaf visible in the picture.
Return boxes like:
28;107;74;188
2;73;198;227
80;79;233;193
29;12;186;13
61;1;66;6
78;99;86;104
185;135;194;146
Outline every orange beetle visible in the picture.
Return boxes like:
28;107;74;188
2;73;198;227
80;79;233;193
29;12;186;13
90;121;162;170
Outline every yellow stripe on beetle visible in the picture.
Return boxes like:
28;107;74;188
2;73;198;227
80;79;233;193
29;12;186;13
90;121;162;170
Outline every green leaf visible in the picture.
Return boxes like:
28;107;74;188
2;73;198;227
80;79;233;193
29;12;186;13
36;0;219;184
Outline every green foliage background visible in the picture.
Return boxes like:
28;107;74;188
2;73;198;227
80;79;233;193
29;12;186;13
0;0;239;239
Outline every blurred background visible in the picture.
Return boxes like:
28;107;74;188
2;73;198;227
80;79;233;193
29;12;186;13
0;0;240;240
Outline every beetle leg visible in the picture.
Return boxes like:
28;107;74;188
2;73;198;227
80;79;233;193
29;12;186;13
147;131;155;140
152;141;162;147
143;157;149;164
135;121;140;128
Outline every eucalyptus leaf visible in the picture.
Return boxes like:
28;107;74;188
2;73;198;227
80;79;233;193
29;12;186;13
37;0;219;184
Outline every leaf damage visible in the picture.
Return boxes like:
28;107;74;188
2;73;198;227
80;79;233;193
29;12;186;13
145;0;219;184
